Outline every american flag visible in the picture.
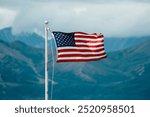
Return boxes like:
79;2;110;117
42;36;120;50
53;31;107;62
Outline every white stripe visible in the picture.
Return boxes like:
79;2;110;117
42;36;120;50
76;42;104;46
75;38;104;41
75;33;101;37
58;50;105;55
58;55;106;60
58;46;104;50
75;32;98;36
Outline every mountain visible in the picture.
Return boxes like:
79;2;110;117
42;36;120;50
52;40;150;100
0;27;150;52
105;36;150;52
0;39;150;100
0;40;45;99
0;27;44;48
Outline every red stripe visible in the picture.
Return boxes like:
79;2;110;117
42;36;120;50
75;32;88;35
58;48;104;53
58;52;106;58
75;35;104;39
75;39;104;43
76;44;104;48
57;56;107;62
75;32;104;38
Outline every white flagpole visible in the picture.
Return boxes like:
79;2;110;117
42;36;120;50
45;20;49;100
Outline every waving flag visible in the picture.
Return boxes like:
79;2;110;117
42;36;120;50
53;32;106;62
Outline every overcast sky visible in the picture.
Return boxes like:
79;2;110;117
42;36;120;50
0;0;150;37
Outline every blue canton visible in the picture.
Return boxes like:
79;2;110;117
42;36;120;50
53;32;75;47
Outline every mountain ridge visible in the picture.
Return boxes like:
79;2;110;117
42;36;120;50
0;30;150;99
1;27;150;51
0;27;44;48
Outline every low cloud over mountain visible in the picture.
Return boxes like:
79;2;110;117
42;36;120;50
0;0;150;37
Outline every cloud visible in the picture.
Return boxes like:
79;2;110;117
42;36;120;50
0;8;16;29
30;0;150;3
0;0;150;37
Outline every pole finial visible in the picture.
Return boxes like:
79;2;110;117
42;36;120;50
45;20;48;25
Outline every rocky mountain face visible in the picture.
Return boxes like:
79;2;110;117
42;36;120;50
0;27;44;48
0;38;150;100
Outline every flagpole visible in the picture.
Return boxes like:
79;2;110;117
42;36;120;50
45;20;49;100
